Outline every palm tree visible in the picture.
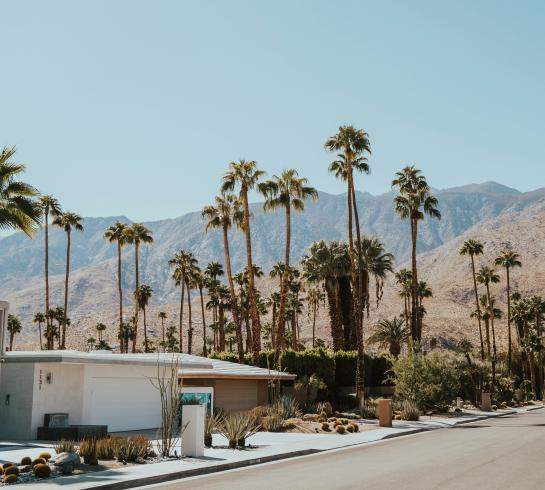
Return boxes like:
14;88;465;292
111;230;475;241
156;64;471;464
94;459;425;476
305;287;325;348
125;223;153;352
169;250;199;353
394;269;412;331
192;271;209;357
86;337;96;351
104;221;129;352
33;312;45;350
495;249;522;373
221;159;265;364
392;166;440;345
259;169;318;354
476;265;501;357
158;311;167;346
0;146;41;235
359;236;394;313
135;284;153;352
368;317;409;357
7;314;22;351
39;195;62;349
460;239;485;360
325;125;371;411
52;211;84;348
202;194;244;362
95;322;106;343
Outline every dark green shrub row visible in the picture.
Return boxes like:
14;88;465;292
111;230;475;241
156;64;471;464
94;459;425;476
209;349;392;388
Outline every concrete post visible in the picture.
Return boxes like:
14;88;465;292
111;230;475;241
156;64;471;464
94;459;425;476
481;392;491;411
378;398;392;427
181;404;205;457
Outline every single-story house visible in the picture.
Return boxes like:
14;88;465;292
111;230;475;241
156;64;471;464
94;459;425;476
0;302;295;440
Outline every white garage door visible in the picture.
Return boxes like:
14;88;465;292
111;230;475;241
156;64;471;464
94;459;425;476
88;377;161;432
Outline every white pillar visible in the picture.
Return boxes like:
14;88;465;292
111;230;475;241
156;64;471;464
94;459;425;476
181;404;205;457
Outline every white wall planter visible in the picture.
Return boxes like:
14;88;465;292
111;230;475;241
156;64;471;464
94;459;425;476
181;404;205;457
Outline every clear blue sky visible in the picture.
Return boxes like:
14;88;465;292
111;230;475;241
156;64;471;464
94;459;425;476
1;0;544;222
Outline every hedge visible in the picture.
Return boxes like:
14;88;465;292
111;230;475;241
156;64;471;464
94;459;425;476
209;349;392;388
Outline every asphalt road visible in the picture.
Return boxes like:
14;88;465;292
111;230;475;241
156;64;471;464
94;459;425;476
141;408;545;490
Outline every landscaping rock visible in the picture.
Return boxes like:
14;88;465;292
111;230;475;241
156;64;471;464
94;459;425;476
135;457;147;464
303;413;320;422
50;452;80;474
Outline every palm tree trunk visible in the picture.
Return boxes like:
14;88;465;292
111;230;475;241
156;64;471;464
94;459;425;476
44;209;51;349
245;310;252;352
312;302;317;348
179;281;185;353
223;224;244;363
186;281;193;354
161;318;165;345
410;217;419;345
143;306;148;352
219;305;226;351
117;240;124;353
242;189;261;363
9;332;14;351
506;266;512;374
132;242;140;353
486;283;497;394
199;287;207;357
62;230;71;349
276;204;291;356
38;321;43;350
471;255;485;360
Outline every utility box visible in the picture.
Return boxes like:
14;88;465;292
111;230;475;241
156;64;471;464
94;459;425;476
378;398;392;427
182;404;205;457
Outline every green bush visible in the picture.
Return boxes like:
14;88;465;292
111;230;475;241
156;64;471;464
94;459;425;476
391;352;460;411
33;463;51;478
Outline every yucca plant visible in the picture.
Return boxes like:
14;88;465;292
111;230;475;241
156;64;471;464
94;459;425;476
218;412;260;449
205;411;225;448
272;394;302;419
360;397;378;419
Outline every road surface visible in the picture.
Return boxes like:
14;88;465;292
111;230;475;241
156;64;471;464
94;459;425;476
141;408;545;489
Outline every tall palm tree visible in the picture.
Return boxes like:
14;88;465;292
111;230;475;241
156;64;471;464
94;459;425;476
39;195;62;349
33;312;45;350
368;317;409;357
52;211;84;348
325;125;371;411
259;169;318;354
96;322;106;343
305;287;325;348
158;311;167;346
394;269;412;331
0;146;41;235
103;221;129;352
476;265;501;357
168;250;199;353
392;166;440;345
460;239;485;359
135;284;153;352
125;223;153;352
202;194;244;362
192;271;208;357
495;249;522;373
7;314;22;351
221;159;265;364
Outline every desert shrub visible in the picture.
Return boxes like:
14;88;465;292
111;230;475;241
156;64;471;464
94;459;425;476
79;438;98;465
391;352;460;411
360;398;378;419
336;425;346;434
38;452;52;461
31;458;46;468
33;463;51;478
261;412;286;432
54;439;76;454
218;412;260;449
205;411;225;447
400;400;420;421
3;474;18;484
20;456;32;466
115;437;152;462
272;394;302;419
96;437;120;460
3;466;19;477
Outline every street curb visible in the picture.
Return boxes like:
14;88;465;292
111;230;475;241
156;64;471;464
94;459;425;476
81;406;544;490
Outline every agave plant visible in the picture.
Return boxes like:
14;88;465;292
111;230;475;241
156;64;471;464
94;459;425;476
272;394;302;419
218;412;261;449
205;410;225;448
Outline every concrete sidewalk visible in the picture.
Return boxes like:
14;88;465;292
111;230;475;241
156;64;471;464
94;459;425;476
3;405;541;489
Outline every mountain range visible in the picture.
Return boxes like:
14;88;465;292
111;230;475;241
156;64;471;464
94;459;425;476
1;181;544;349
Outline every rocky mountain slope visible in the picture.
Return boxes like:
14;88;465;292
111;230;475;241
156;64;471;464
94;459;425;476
2;182;545;350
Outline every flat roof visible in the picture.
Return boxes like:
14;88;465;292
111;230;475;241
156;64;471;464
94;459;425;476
2;350;296;380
